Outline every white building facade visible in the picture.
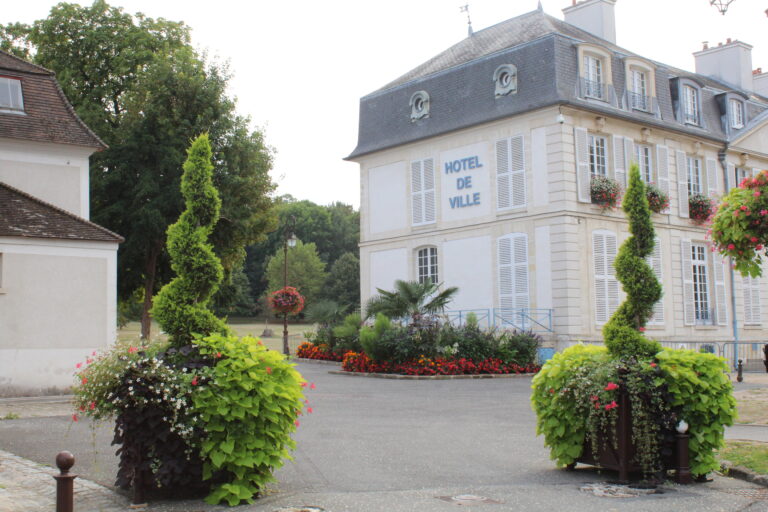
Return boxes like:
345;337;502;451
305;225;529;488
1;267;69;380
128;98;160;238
0;50;122;393
348;0;768;347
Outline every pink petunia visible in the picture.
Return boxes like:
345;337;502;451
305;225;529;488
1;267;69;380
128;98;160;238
76;362;82;369
310;383;316;389
741;205;749;211
761;210;768;216
755;191;761;197
728;244;736;250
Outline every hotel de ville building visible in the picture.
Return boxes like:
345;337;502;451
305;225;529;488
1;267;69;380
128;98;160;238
347;0;768;352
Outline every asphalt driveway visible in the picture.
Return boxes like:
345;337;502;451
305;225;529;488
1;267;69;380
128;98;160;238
0;362;766;511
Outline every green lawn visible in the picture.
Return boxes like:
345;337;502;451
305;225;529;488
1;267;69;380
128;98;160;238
720;440;768;475
118;318;315;354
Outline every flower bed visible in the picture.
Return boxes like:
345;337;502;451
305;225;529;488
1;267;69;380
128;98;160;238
296;342;345;362
342;351;539;376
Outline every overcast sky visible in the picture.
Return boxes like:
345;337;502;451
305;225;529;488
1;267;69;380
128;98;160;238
4;0;768;208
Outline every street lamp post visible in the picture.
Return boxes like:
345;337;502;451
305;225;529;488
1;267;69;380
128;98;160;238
282;216;298;355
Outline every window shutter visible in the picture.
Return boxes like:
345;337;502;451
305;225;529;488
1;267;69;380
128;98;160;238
647;237;664;324
623;138;635;187
411;160;424;225
574;128;590;203
498;233;529;311
706;158;718;197
681;239;694;325
496;139;511;209
513;234;529;310
423;158;435;223
676;151;689;218
510;135;527;208
656;145;670;213
743;276;761;325
713;252;727;326
613;135;626;187
593;231;619;324
726;163;735;191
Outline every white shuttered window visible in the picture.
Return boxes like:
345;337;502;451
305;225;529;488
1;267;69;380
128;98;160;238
411;158;435;226
496;135;526;210
593;231;619;324
676;150;689;218
498;233;529;311
743;276;762;325
574;127;591;203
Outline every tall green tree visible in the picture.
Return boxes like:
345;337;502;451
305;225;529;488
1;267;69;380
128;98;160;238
265;241;327;307
323;252;360;308
3;2;276;337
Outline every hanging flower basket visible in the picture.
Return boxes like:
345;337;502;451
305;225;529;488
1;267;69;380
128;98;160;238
269;286;305;315
646;183;669;214
590;175;622;210
689;193;714;224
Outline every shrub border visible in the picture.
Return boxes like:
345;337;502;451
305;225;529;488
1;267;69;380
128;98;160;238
327;370;535;380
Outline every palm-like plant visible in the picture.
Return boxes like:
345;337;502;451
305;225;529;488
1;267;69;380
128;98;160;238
364;280;458;323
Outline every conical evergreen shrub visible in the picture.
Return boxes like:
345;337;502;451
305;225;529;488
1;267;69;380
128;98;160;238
603;163;662;359
153;134;228;347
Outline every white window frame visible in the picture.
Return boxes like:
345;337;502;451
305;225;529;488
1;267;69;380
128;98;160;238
583;54;604;100
735;167;751;188
497;233;529;312
0;77;24;112
691;243;711;324
593;230;620;325
630;69;648;111
687;156;702;196
588;134;607;177
682;85;699;125
416;247;438;285
729;98;744;129
495;135;526;210
634;144;653;183
743;275;762;326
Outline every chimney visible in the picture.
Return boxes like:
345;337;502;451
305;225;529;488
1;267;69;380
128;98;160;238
754;69;768;97
693;39;754;91
562;0;617;45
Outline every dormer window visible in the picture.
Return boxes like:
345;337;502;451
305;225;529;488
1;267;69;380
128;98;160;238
493;64;518;97
0;77;23;112
630;70;647;110
409;91;430;121
729;98;744;129
682;85;700;125
583;55;604;100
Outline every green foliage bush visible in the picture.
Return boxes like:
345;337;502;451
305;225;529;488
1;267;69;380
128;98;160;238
656;349;736;476
331;312;363;354
193;334;305;505
359;313;395;361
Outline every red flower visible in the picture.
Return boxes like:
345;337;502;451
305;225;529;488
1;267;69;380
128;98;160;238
79;406;85;412
300;382;307;388
128;346;137;353
266;367;272;374
590;395;599;401
650;362;657;368
72;414;78;422
728;244;736;250
310;383;316;389
604;382;618;391
75;362;82;369
307;407;313;414
215;352;222;358
294;420;300;427
191;376;198;386
638;327;646;332
605;401;619;410
81;377;88;385
89;401;96;410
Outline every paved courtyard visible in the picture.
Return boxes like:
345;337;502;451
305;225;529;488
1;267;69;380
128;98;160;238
0;362;766;511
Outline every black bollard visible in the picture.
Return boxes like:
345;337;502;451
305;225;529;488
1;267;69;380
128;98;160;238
676;432;693;484
737;359;743;383
763;344;768;373
54;451;77;512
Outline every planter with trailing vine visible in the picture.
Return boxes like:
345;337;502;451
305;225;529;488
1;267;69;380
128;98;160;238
533;164;736;482
590;175;622;210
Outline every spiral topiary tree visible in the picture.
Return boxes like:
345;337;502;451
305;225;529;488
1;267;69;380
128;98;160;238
153;134;229;348
602;163;662;359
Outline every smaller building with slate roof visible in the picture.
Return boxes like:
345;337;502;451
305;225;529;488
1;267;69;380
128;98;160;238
0;49;121;393
348;0;768;358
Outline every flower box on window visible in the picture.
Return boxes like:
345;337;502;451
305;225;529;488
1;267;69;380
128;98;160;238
646;183;669;214
590;175;621;210
689;193;713;224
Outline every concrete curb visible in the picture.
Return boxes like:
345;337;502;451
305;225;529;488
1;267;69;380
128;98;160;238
292;358;342;366
720;461;768;488
0;395;74;404
327;370;536;380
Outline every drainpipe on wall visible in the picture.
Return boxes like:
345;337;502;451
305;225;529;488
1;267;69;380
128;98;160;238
718;148;740;367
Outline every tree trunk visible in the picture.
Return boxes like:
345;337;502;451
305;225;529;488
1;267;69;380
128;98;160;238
140;243;162;340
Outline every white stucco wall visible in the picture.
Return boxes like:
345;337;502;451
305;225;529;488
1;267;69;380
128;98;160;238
368;247;408;296
0;237;118;391
442;236;493;311
0;139;93;219
368;161;408;235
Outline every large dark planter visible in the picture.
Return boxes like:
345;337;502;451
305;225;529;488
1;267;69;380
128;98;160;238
568;391;679;481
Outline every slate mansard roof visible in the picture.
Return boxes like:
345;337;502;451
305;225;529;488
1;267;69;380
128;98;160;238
0;49;106;150
0;182;123;243
347;9;768;159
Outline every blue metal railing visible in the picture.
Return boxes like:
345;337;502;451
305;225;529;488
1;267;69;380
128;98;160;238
443;308;553;332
